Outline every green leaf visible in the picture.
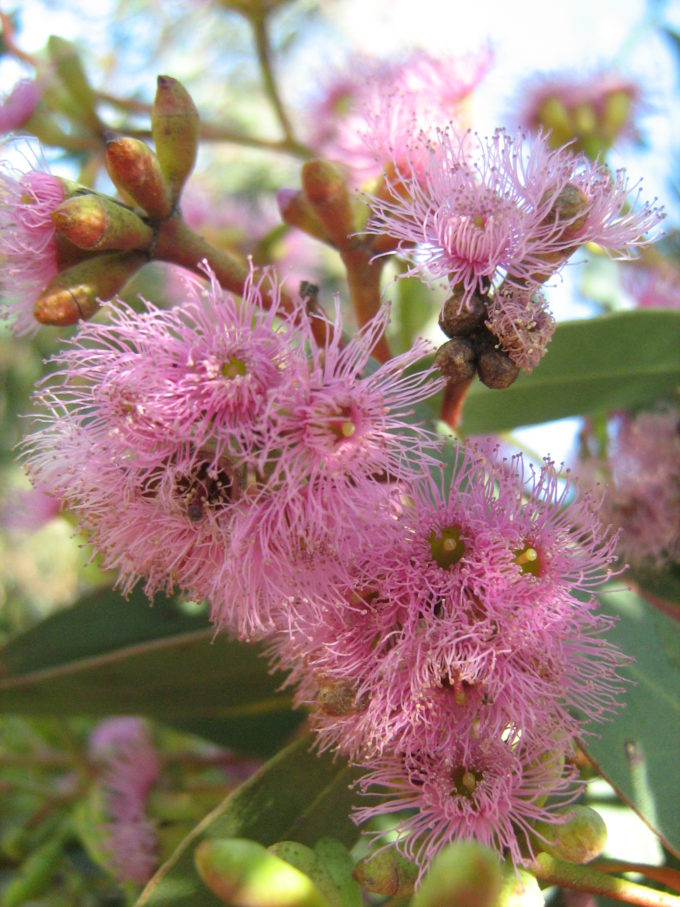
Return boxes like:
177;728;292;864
0;588;303;755
391;276;440;355
629;565;680;620
582;588;680;858
454;310;680;435
135;734;362;906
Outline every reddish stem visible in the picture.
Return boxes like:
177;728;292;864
440;380;473;430
153;216;329;347
341;246;392;363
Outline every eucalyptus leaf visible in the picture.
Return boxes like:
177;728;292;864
582;588;680;857
0;588;303;755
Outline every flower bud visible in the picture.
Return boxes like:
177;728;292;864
435;337;476;383
476;335;521;389
353;847;418;897
412;841;503;907
544;184;590;237
151;76;200;204
277;188;331;243
536;97;573;148
51;194;153;251
534;806;607;864
34;251;146;326
603;90;634;138
498;866;544;907
301;160;358;250
47;36;101;134
105;136;173;219
269;840;353;907
439;291;487;337
194;838;331;907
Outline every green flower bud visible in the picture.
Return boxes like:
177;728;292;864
151;76;200;204
34;252;146;326
412;841;503;907
534;806;607;864
498;866;544;907
353;846;419;897
52;194;153;252
194;837;331;907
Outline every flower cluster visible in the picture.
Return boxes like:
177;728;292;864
89;718;161;885
306;49;490;185
267;444;625;871
578;409;680;569
21;258;630;874
363;127;663;373
23;264;443;638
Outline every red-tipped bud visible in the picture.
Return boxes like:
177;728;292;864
34;252;146;326
105;136;173;218
534;806;608;864
301;160;360;250
277;188;330;243
353;847;418;898
151;76;200;204
194;838;330;907
51;195;153;252
47;36;101;134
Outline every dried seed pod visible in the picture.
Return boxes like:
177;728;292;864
475;333;521;389
439;291;487;337
434;337;476;383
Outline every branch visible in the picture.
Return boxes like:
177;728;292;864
531;853;680;907
250;14;297;145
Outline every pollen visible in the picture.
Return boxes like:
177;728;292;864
429;525;466;569
514;544;541;576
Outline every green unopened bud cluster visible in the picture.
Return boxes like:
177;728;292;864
194;836;361;907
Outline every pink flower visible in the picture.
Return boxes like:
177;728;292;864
89;717;160;885
353;732;579;874
621;259;680;310
208;297;444;637
580;410;680;568
267;442;626;853
0;79;41;134
1;482;61;532
22;264;443;630
485;285;556;372
363;128;663;309
306;49;489;185
265;301;443;508
0;167;64;335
